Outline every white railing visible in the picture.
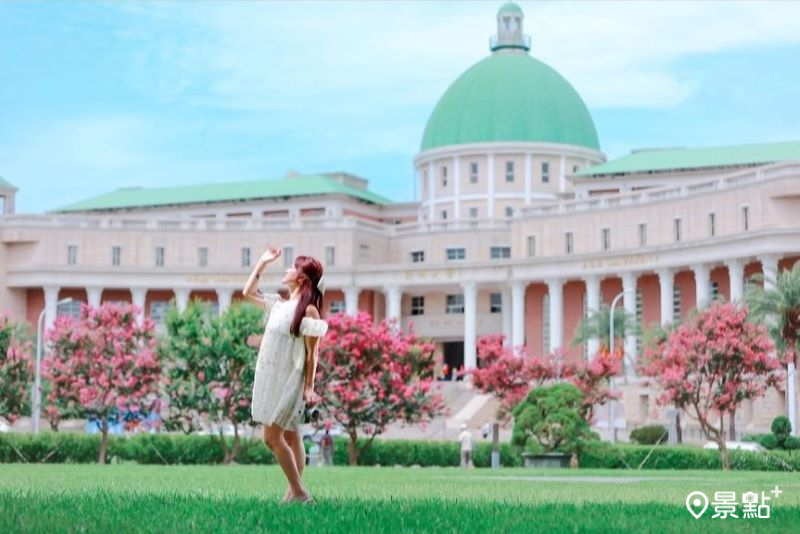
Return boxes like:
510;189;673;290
522;161;800;217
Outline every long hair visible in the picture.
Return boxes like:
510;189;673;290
289;255;324;337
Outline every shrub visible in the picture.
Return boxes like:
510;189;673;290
629;425;668;445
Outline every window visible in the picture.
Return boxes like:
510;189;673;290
359;244;370;259
490;246;511;259
411;250;425;263
446;294;464;314
673;286;682;320
469;207;478;218
283;246;294;266
505;161;514;182
241;247;251;267
490;292;502;313
542;162;550;183
742;206;750;231
573;165;579;173
542;293;550;353
57;299;82;319
112;246;121;267
708;213;716;237
639;223;647;247
411;296;425;316
601;228;611;251
441;165;447;187
446;247;465;261
526;235;536;257
470;162;478;183
198;247;208;267
565;232;574;254
505;206;514;218
674;218;682;242
67;245;77;266
441;210;447;220
155;246;165;267
325;246;335;266
329;300;345;314
150;301;171;326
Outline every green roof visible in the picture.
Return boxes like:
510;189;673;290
578;141;800;176
0;176;15;189
420;54;600;152
498;2;523;15
52;174;393;213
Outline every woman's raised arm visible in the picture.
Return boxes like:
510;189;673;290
242;246;282;306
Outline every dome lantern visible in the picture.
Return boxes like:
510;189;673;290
490;2;530;53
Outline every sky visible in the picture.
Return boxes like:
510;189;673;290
2;0;800;214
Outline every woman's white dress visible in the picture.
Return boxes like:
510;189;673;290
250;293;329;430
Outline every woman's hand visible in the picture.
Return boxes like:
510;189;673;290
303;388;320;406
259;246;282;265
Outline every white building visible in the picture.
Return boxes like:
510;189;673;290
2;3;799;440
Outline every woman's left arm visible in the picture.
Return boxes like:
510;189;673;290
302;305;322;402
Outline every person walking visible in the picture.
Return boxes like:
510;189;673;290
320;428;334;466
243;246;329;504
458;423;473;468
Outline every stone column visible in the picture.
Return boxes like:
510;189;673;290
43;286;60;331
487;153;495;219
462;281;477;370
584;275;601;357
725;259;745;302
692;263;711;309
657;269;674;326
216;288;233;316
344;286;360;316
511;280;525;350
759;255;795;436
546;279;564;353
453;156;461;219
131;288;147;325
86;286;103;309
174;288;190;313
385;284;402;331
622;272;638;375
501;287;512;348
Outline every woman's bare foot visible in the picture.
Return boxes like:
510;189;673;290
281;487;292;503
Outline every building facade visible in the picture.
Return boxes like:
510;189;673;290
2;3;799;440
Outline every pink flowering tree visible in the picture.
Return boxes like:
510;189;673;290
465;335;619;423
0;314;34;426
315;311;446;465
159;300;263;463
639;302;784;470
44;303;161;464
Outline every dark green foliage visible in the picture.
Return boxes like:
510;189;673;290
629;425;668;445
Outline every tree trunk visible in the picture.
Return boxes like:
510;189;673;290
98;418;109;465
676;412;682;444
347;427;359;466
719;441;731;471
228;426;241;465
729;410;736;441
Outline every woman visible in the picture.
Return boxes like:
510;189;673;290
242;246;328;504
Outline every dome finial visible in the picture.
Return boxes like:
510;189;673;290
490;3;530;53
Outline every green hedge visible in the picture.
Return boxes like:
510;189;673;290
2;432;798;471
579;442;800;471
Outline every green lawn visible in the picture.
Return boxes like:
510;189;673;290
1;464;798;533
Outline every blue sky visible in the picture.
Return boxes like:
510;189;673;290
2;0;800;214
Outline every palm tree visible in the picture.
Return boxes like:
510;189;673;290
745;261;800;436
572;305;639;355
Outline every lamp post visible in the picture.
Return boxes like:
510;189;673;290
34;297;73;434
608;290;632;445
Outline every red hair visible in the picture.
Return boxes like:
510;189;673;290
290;255;324;337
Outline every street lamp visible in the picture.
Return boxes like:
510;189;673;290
34;297;73;434
608;289;632;445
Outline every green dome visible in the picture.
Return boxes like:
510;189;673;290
498;2;523;15
420;54;600;152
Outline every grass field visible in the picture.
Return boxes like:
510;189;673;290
1;464;798;533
